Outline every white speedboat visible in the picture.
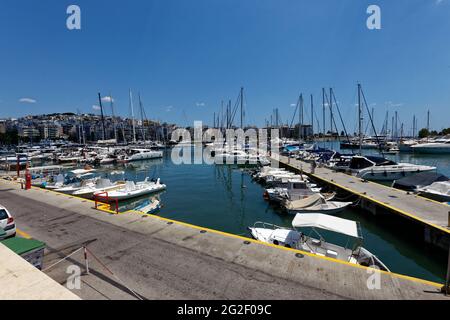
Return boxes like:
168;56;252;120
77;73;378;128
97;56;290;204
264;179;321;203
248;213;389;271
97;178;166;201
118;149;163;162
282;193;352;215
72;178;125;199
417;181;450;202
214;149;268;166
54;178;97;194
347;155;436;181
411;138;450;154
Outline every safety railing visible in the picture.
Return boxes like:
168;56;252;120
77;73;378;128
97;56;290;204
93;191;119;214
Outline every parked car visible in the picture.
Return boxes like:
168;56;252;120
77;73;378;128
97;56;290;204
0;205;16;238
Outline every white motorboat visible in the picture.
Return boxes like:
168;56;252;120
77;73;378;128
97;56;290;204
72;178;125;199
97;178;166;201
54;178;98;194
399;139;418;152
282;193;352;215
411;138;450;154
417;181;450;202
264;179;321;203
117;149;163;162
248;213;389;271
253;167;287;181
214;149;268;166
347;155;436;181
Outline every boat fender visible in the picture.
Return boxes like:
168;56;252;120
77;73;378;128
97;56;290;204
273;240;279;246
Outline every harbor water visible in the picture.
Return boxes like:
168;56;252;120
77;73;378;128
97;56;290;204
80;144;450;284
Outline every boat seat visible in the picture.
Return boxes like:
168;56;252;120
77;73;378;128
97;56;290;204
311;239;321;246
326;250;338;259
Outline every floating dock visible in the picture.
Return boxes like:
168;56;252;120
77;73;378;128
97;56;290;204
0;178;448;300
272;155;450;249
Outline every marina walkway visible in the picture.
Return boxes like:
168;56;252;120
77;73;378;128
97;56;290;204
273;155;450;239
0;179;448;300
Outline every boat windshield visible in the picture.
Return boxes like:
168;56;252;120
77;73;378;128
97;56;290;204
350;156;396;169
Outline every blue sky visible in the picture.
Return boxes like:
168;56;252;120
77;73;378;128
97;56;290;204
0;0;449;133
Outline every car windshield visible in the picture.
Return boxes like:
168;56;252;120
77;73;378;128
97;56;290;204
0;209;8;220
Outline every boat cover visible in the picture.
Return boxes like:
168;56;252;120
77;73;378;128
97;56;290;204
284;194;324;210
419;181;450;196
292;213;360;238
392;172;448;191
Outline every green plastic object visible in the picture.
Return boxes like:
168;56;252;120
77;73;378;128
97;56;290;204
1;237;46;255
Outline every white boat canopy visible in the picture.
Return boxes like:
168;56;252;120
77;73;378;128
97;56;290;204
292;213;361;238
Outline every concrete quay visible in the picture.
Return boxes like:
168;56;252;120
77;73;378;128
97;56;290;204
0;179;448;300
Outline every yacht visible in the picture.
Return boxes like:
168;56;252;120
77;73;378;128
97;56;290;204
117;149;163;163
214;149;269;166
347;155;436;181
399;139;418;153
248;213;389;271
411;138;450;154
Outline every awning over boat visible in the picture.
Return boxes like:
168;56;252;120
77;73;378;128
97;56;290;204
292;213;360;238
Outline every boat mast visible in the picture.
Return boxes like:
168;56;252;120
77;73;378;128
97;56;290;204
138;93;146;142
299;94;303;142
329;88;333;135
357;83;362;155
129;89;136;143
240;87;244;129
98;92;106;141
322;88;326;137
110;93;118;142
310;94;314;139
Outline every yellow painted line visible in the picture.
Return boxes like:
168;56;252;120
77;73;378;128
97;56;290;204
16;228;32;239
1;175;444;288
277;158;450;234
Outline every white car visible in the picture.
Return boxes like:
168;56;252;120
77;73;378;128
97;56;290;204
0;205;16;238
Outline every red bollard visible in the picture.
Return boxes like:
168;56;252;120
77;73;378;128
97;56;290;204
25;169;31;190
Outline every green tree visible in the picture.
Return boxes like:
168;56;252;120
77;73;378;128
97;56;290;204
418;128;429;138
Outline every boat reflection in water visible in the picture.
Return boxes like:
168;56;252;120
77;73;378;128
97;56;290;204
114;192;164;215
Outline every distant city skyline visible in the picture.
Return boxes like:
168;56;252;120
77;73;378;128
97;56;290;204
1;1;449;133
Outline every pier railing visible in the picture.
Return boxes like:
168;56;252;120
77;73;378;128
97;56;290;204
94;191;119;214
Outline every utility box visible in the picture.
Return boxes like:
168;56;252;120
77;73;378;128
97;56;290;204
1;237;46;270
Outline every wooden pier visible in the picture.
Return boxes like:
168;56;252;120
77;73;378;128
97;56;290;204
272;155;450;249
